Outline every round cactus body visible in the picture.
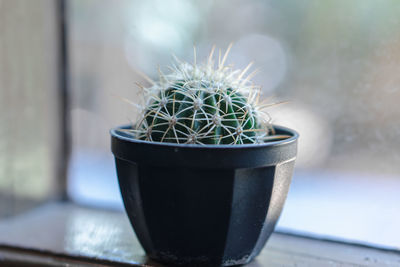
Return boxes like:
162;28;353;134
142;82;258;144
131;45;284;145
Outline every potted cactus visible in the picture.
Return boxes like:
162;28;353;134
111;45;299;266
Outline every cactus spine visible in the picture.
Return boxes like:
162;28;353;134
130;45;285;145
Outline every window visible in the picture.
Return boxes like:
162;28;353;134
67;0;400;250
1;2;399;264
0;0;63;217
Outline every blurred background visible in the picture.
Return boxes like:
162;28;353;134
1;0;400;250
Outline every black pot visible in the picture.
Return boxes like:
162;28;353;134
111;125;298;266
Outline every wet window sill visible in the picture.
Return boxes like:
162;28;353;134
0;203;399;266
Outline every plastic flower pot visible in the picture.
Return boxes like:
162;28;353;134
111;124;298;266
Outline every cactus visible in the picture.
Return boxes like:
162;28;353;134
129;45;288;145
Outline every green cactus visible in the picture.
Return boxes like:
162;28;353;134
130;45;288;145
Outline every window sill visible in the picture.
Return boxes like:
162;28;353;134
0;202;399;266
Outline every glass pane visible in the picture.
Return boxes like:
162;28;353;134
68;0;400;249
0;0;61;217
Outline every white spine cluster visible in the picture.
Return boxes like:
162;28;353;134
125;44;289;145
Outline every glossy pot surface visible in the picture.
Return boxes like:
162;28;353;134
111;125;298;266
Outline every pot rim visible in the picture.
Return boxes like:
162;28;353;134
111;124;298;168
110;124;299;149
